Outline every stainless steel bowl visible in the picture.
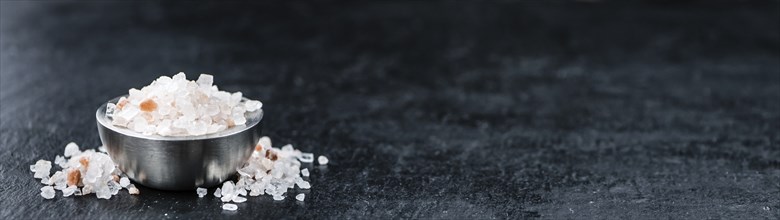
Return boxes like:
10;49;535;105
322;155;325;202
96;96;262;190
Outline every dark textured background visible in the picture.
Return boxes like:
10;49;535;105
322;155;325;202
1;1;779;219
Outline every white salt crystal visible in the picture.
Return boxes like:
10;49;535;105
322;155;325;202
296;180;311;189
298;153;314;163
272;195;285;201
196;74;214;87
82;185;94;195
64;142;80;157
295;193;305;201
214;188;222;197
281;144;294;152
222;203;238;211
119;177;130;188
98;146;107;153
258;136;272;149
301;168;310;177
106;103;117;117
40;186;55;199
317;155;329;165
196;187;207;198
244;100;263;112
41;176;51;185
96;185;112;199
33;160;52;179
232;196;247;203
62;186;77;197
54;155;68;169
127;184;140;195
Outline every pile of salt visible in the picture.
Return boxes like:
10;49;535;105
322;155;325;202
108;72;263;137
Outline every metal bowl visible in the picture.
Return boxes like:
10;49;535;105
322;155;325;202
96;96;262;190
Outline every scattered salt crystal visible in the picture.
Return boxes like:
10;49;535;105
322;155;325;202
214;188;222;197
119;177;130;188
64;142;80;157
317;156;329;165
40;176;51;185
222;203;238;211
32;160;52;179
295;193;305;201
272;195;285;201
298;153;314;163
281;144;294;152
196;187;207;198
82;185;94;195
232;196;247;203
127;184;140;195
296;180;311;189
62;186;77;197
301;168;309;177
54;155;68;169
40;186;55;199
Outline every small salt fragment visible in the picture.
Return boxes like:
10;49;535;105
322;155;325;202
295;193;305;201
214;188;222;197
106;103;117;117
40;186;55;199
64;142;80;157
296;180;311;189
222;203;238;211
98;146;107;153
127;184;140;195
298;153;314;163
82;185;94;195
272;195;285;201
281;144;294;152
54;155;68;169
62;186;77;197
33;160;52;179
119;177;130;188
41;176;51;185
232;196;247;203
196;74;214;87
196;187;207;198
301;168;310;177
317;156;329;165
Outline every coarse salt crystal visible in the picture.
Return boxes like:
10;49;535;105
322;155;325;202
40;186;55;199
222;203;238;211
317;156;329;165
298;153;314;163
301;168;309;177
64;142;80;157
232;196;247;203
214;188;222;197
196;187;207;198
33;160;52;179
127;184;140;195
119;177;130;188
295;193;305;201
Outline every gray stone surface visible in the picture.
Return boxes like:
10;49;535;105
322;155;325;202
1;1;778;219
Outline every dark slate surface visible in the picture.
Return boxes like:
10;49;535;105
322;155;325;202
1;1;779;219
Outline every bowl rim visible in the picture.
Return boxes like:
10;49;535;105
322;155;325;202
96;95;263;141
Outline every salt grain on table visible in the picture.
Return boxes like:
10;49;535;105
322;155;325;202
222;203;238;211
317;156;329;165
